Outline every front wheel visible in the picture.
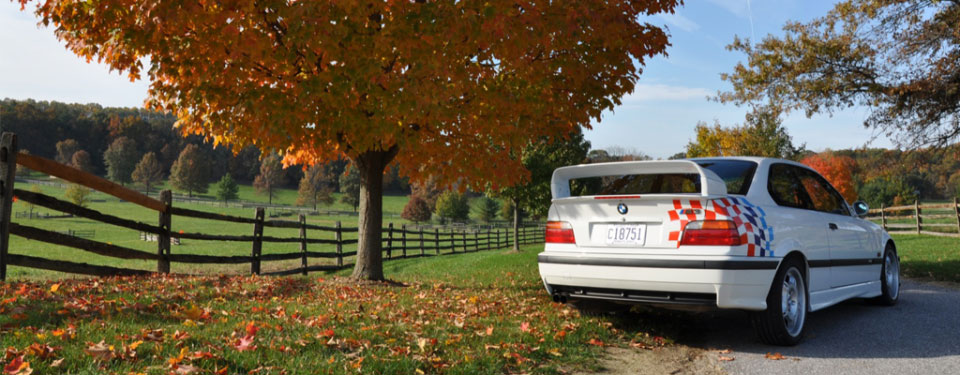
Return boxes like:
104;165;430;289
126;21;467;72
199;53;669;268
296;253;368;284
873;243;900;306
751;258;807;346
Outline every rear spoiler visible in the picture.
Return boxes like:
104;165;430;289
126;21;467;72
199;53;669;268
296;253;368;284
551;160;728;199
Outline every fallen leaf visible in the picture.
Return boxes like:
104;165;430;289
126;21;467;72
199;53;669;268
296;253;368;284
234;335;256;352
49;284;60;293
245;322;259;336
49;359;63;368
765;352;786;360
717;349;732;354
173;364;201;374
3;355;31;375
718;356;735;362
84;341;115;362
141;329;164;342
520;322;531;333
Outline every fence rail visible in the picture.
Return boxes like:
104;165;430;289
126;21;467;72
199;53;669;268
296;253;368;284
866;198;960;237
0;132;545;280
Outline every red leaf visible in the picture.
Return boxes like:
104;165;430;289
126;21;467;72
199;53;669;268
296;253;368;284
245;322;259;336
233;335;256;352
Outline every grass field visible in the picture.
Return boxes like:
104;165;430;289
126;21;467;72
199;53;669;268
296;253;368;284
0;245;662;375
892;234;960;283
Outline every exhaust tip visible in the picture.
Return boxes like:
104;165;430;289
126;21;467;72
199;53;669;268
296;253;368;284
552;294;561;303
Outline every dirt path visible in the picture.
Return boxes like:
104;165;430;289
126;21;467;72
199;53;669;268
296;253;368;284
573;346;724;375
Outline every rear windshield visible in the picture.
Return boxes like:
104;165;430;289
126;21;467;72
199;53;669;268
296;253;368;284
569;160;757;196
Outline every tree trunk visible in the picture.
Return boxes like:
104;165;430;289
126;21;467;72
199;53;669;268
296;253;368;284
512;197;520;251
350;146;398;281
269;186;273;205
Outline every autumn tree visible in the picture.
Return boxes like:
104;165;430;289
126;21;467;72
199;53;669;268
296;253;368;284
718;1;960;148
801;152;858;203
103;136;139;185
410;175;443;210
401;195;432;223
70;150;93;173
340;165;361;212
434;191;470;223
55;139;79;165
132;152;163;194
22;0;679;280
169;144;210;197
65;184;92;208
296;164;335;210
215;173;240;204
254;155;284;205
686;108;804;159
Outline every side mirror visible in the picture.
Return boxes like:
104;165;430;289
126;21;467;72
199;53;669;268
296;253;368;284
852;201;869;217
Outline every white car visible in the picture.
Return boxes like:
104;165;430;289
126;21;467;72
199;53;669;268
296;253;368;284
538;157;900;345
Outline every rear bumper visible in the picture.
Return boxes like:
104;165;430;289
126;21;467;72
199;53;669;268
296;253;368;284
538;253;779;310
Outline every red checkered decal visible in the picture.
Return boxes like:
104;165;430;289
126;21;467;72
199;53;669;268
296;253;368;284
665;197;773;257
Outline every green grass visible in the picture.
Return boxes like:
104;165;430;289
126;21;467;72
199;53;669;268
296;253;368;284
0;245;632;375
892;234;960;283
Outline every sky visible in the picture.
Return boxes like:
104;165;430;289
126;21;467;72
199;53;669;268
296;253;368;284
0;1;894;158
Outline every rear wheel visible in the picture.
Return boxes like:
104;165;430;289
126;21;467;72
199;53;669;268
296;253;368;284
751;258;807;346
873;243;900;306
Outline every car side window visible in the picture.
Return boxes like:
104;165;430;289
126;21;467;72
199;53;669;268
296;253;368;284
767;164;813;209
795;167;848;215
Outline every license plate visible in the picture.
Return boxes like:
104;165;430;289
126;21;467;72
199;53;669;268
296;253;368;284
606;224;646;245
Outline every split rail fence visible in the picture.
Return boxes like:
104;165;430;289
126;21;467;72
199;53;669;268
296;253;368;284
0;132;544;281
866;199;960;238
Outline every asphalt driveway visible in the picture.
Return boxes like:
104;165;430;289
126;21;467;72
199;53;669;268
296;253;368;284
688;280;960;374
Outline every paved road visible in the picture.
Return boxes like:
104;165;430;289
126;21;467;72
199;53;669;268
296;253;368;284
683;280;960;375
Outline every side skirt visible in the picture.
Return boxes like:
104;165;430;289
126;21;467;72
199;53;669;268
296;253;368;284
808;280;882;312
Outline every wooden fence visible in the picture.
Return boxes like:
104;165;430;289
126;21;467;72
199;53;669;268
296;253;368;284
0;132;545;281
866;198;960;238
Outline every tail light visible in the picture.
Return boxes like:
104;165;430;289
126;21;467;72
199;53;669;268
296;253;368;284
679;220;741;246
545;221;576;244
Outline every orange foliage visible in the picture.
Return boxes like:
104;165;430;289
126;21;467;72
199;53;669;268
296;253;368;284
19;0;680;190
801;153;857;203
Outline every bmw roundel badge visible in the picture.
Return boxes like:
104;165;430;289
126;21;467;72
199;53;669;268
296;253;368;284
617;203;628;215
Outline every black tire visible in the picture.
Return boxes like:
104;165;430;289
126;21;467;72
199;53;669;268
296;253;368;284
751;257;807;346
872;243;900;306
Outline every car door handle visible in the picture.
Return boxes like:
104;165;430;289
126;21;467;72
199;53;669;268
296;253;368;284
828;223;838;230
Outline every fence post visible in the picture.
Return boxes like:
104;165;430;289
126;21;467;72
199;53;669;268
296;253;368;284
251;207;264;275
0;133;17;282
496;228;501;249
915;200;922;235
486;228;491;250
954;197;960;235
401;224;407;258
335;221;343;268
387;223;393;259
419;227;425;256
157;190;172;274
299;214;308;276
462;230;467;252
880;203;886;231
434;228;440;255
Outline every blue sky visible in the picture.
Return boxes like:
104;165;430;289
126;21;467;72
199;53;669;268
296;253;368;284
0;1;893;158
